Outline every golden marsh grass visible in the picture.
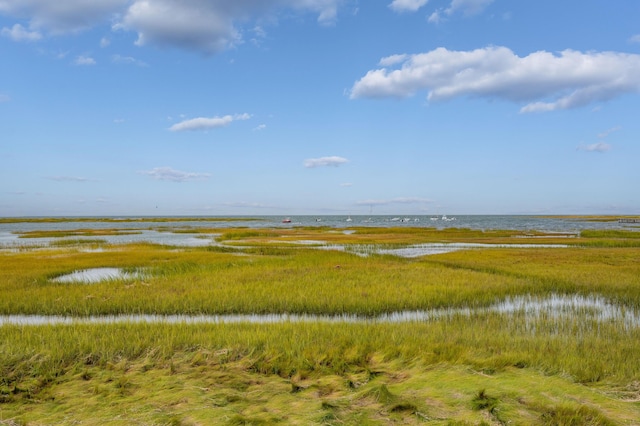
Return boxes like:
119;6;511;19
1;221;639;424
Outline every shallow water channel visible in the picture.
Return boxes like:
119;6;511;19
2;294;638;329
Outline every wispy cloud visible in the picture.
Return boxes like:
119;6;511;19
253;124;267;131
629;34;640;44
356;197;434;206
577;142;611;153
351;46;640;113
0;93;10;103
303;156;349;168
139;166;210;182
429;0;494;23
1;23;42;41
597;126;621;139
112;54;148;67
169;113;251;132
74;55;96;65
45;176;95;182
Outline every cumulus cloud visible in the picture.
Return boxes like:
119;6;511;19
303;156;349;168
116;0;343;54
0;0;128;34
1;23;42;41
0;0;344;53
356;197;433;206
379;54;408;67
169;113;251;132
139;166;210;182
350;46;640;113
74;55;96;65
388;0;429;13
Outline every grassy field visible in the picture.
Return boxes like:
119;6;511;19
1;222;639;425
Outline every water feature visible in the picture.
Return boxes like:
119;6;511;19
2;294;638;328
52;268;144;283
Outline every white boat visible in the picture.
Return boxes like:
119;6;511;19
346;216;352;222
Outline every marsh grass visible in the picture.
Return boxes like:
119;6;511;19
1;224;639;424
1;318;638;424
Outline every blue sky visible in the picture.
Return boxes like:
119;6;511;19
1;0;639;216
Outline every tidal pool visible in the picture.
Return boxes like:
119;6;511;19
2;294;638;328
52;268;143;283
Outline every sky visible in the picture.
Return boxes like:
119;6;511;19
1;0;639;217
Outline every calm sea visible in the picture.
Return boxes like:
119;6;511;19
1;215;637;248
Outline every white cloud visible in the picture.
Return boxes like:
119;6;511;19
379;54;408;67
304;156;349;168
340;182;353;187
45;176;94;182
444;0;494;16
169;113;251;132
112;54;148;66
74;55;96;65
0;0;128;34
597;126;621;139
427;0;493;24
253;124;267;131
356;197;433;206
139;166;210;182
0;93;10;102
0;0;344;53
629;34;640;44
100;36;110;47
351;46;640;113
116;0;343;54
1;23;42;41
389;0;429;13
577;142;611;153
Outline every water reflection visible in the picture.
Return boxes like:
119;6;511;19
52;268;144;283
2;294;638;328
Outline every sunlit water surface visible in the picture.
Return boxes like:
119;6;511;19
2;294;638;329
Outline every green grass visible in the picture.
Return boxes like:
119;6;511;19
1;223;639;424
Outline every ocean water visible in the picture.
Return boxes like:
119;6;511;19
0;215;636;248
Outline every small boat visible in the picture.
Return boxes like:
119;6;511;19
282;217;292;223
346;216;353;222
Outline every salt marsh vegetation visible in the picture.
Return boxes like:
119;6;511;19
1;219;639;424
